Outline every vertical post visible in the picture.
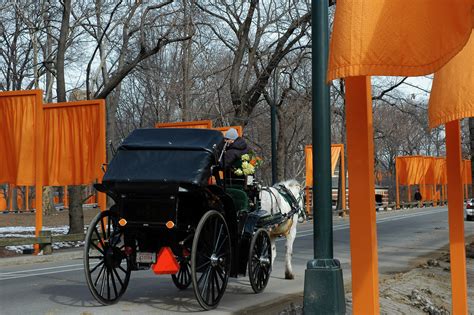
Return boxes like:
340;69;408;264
395;158;400;209
345;76;380;314
34;90;44;254
271;70;278;185
64;185;68;207
340;145;346;212
39;230;52;255
445;120;468;314
408;185;411;202
8;184;13;212
443;184;448;204
25;186;29;211
303;1;345;313
97;100;107;211
305;186;310;215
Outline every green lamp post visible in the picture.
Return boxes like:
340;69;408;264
303;1;346;314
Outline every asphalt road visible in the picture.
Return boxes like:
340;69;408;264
0;206;472;314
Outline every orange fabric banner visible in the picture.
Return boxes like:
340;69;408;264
155;120;212;129
396;156;435;186
43;101;105;186
397;156;431;186
0;90;43;185
433;158;448;185
398;156;452;186
305;144;343;186
331;146;342;176
305;145;313;186
423;157;436;185
328;1;473;80
420;185;434;201
429;33;474;128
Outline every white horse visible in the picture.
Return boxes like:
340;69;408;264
259;179;304;280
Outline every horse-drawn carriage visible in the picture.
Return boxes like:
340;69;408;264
84;128;300;310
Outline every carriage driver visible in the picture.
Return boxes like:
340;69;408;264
223;128;249;170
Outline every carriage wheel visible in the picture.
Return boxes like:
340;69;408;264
171;249;192;290
248;228;272;293
84;210;131;305
191;210;231;310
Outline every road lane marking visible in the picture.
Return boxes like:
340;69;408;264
0;267;85;281
278;208;448;241
0;263;84;275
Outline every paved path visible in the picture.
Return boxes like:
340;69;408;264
0;206;472;314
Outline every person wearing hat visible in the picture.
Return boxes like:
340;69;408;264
223;128;249;169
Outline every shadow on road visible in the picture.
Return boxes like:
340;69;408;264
39;273;265;313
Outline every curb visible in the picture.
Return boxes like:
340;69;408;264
0;248;83;267
234;292;304;315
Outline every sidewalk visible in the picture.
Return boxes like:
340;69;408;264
0;247;82;267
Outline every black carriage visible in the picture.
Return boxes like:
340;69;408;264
84;128;276;310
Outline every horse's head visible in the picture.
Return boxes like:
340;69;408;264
280;179;305;213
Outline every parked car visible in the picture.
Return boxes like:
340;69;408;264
465;199;474;221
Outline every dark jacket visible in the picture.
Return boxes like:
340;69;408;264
224;137;249;168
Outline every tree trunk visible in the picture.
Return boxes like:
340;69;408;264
56;0;71;102
12;186;18;211
68;186;84;234
181;0;193;121
106;91;121;161
276;112;286;181
42;187;55;216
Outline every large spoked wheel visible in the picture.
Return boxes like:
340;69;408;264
171;248;192;290
84;210;131;305
248;228;272;293
191;210;231;310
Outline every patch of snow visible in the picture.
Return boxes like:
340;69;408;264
1;225;88;254
0;225;70;234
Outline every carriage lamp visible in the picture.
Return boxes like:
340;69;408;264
118;218;128;227
165;221;175;229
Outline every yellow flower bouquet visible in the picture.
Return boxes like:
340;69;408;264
234;151;262;176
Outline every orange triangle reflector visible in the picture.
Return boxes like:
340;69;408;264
152;247;179;275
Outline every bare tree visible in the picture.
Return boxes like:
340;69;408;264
195;0;311;126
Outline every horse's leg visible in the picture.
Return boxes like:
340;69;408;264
284;215;298;280
270;235;277;267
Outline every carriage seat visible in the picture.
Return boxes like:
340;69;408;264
225;188;249;213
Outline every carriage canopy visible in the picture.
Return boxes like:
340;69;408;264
102;128;224;191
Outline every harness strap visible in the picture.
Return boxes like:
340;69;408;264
261;187;282;215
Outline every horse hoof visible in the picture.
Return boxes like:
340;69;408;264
285;272;294;280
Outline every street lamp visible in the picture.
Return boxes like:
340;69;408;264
303;1;345;314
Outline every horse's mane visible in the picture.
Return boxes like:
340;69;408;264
275;179;301;189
